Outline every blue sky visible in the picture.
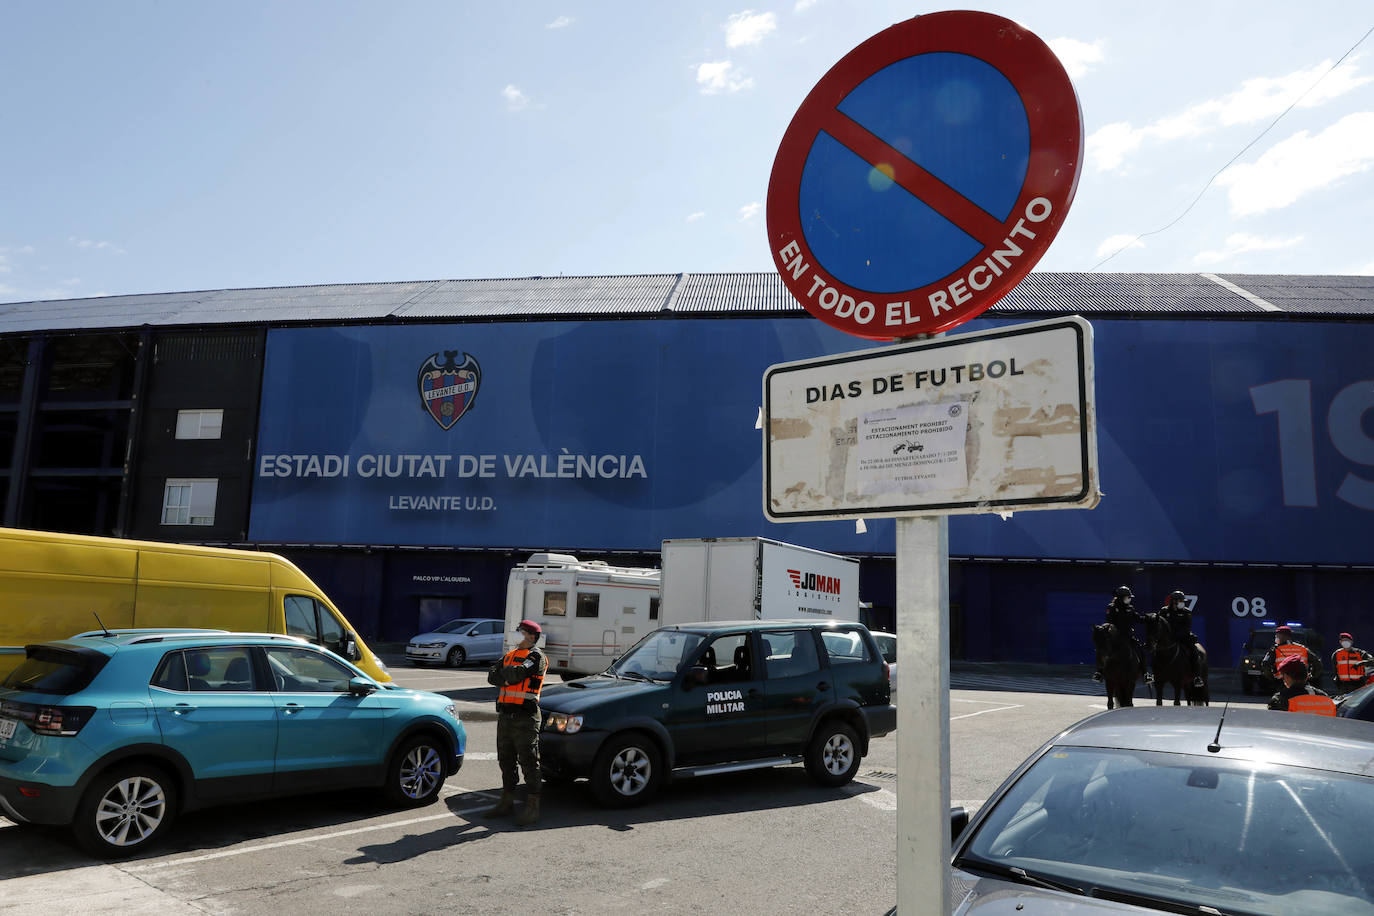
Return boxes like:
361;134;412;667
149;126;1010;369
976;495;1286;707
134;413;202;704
2;1;1372;304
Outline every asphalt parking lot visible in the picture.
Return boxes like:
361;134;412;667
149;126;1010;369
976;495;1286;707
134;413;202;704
0;649;1270;915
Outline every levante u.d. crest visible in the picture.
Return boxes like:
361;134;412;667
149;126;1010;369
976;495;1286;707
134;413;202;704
417;351;481;430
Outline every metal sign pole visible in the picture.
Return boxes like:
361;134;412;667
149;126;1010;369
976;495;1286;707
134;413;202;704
895;514;950;914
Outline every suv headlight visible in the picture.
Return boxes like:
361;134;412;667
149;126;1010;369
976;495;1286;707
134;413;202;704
543;712;583;734
420;641;447;649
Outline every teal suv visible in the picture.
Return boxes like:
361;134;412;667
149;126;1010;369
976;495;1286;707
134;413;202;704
0;629;465;858
539;620;896;807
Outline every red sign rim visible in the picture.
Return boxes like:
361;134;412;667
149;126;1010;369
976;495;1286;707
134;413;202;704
766;11;1083;340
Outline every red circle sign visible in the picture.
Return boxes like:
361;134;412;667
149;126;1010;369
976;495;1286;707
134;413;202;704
767;11;1082;340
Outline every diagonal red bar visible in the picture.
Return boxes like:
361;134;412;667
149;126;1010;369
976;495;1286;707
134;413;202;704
820;108;1009;247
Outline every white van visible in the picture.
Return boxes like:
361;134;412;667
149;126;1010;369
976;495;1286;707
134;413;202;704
503;553;660;680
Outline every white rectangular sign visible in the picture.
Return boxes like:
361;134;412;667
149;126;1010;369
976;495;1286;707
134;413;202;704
763;316;1099;520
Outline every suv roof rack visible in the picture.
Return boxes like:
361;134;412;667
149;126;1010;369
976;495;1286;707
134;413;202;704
125;632;310;646
69;629;311;647
73;628;230;639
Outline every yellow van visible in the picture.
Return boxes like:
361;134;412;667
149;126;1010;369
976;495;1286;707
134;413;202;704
0;527;390;682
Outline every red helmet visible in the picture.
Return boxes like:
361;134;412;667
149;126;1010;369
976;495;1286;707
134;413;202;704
1340;632;1354;641
517;619;542;637
1278;656;1307;678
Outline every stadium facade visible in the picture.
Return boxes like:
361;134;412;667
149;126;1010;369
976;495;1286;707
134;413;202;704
2;272;1371;668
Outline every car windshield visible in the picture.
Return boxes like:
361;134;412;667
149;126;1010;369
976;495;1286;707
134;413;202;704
1338;683;1374;720
956;745;1374;915
607;629;706;681
434;620;478;635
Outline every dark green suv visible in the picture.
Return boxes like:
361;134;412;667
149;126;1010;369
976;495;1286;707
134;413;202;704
538;620;895;807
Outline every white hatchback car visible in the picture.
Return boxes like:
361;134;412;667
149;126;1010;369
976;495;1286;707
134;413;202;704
405;618;505;667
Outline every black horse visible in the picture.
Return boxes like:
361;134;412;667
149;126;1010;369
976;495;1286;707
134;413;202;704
1144;612;1209;706
1092;622;1138;709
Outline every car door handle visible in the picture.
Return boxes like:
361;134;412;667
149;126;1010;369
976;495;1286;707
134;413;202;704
281;703;302;716
172;703;197;715
747;688;761;698
817;682;830;691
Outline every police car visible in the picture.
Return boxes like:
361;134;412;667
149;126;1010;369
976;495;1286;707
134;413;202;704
1236;620;1326;695
537;620;895;807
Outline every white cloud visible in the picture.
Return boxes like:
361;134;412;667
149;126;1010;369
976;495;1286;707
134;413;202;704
1092;56;1371;171
686;212;706;222
794;0;819;9
696;61;753;94
1047;37;1104;80
1193;232;1303;266
738;202;761;221
68;236;125;254
1086;122;1144;172
725;11;776;48
1216;112;1374;215
546;16;573;29
502;84;533;111
1094;234;1145;259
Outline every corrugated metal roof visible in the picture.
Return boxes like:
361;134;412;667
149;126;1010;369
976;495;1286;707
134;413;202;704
396;274;683;318
2;271;1372;335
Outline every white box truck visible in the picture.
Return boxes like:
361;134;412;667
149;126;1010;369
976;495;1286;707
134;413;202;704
503;553;661;679
659;537;860;625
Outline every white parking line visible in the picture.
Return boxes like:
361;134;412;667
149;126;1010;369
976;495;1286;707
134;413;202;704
123;786;492;872
857;787;897;810
951;702;1023;720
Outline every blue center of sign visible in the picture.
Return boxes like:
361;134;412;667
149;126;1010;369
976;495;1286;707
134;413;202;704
799;52;1030;293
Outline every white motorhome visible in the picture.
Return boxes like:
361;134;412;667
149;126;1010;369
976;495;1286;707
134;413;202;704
503;553;661;679
659;537;860;626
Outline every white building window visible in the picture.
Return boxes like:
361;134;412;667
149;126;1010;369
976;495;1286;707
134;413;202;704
175;409;223;440
162;478;218;526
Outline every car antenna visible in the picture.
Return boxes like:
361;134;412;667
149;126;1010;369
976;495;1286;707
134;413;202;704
91;611;114;637
1207;701;1230;754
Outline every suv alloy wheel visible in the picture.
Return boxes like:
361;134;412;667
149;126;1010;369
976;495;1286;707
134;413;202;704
73;763;178;858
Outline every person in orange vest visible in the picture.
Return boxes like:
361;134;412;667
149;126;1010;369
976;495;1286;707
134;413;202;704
1267;656;1334;714
482;619;548;826
1260;626;1311;686
1331;631;1374;695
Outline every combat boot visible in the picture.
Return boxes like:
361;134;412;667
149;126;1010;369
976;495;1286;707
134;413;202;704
514;794;540;826
481;790;516;818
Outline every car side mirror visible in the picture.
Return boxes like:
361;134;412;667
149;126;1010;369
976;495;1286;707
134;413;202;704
950;806;969;845
348;676;378;697
343;635;360;661
685;666;708;688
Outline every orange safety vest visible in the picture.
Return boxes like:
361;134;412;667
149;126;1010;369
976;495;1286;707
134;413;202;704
1273;643;1308;671
496;647;545;709
1334;648;1368;681
1287;693;1337;716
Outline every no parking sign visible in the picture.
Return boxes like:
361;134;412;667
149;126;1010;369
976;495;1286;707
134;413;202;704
766;11;1082;339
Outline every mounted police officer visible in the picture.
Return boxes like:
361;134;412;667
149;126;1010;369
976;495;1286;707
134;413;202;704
1095;585;1151;684
1161;590;1204;688
482;619;548;826
1331;631;1374;695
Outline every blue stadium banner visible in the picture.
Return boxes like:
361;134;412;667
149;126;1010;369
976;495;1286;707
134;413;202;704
250;318;1373;565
